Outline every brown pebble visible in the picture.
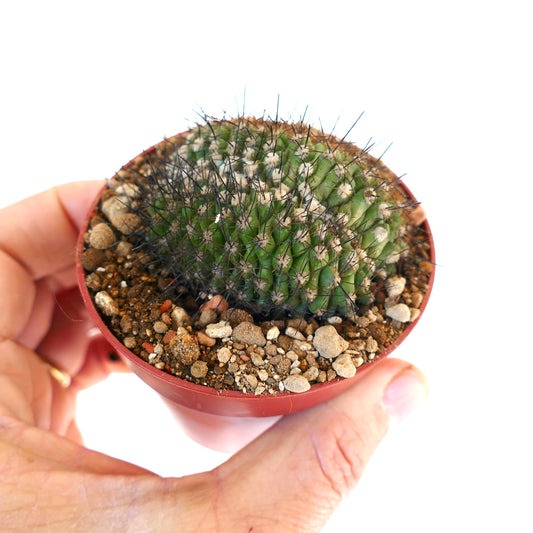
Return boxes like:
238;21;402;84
169;331;200;365
199;295;229;314
197;330;216;347
419;261;434;274
190;361;208;379
89;223;116;250
221;308;254;327
81;248;105;271
153;321;168;334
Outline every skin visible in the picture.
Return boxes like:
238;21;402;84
0;181;428;532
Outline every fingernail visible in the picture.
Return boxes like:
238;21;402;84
382;367;428;422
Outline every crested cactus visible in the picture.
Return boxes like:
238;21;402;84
128;116;414;318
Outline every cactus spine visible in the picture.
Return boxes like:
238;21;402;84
133;116;410;318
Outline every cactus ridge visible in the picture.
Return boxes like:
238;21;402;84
128;116;411;318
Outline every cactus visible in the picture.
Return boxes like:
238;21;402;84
129;116;413;318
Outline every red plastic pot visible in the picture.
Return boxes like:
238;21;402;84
76;139;435;452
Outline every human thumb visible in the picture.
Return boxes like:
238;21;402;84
210;358;428;532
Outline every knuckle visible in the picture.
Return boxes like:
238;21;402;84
310;412;379;497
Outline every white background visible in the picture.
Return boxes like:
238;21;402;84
1;1;532;531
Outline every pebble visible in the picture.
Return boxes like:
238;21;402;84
153;321;168;334
266;326;280;341
89;223;116;250
197;331;216;346
411;291;424;308
101;195;130;221
94;291;119;316
385;303;411;323
111;213;142;235
283;374;311;393
171;307;190;327
332;356;357;378
285;326;305;340
115;183;141;198
365;336;379;353
216;347;232;364
410;307;421;322
190;360;208;378
303;366;319;381
196;308;217;327
205;321;233;339
168;330;200;365
115;240;133;257
386;275;407;297
200;294;229;314
81;248;105;271
312;325;350;359
232;321;267;347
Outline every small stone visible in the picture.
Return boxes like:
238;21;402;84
205;321;233;339
386;276;407;297
190;360;208;378
244;374;258;390
257;369;269;382
250;353;265;367
386;303;411;323
285;326;305;340
303;366;319;381
94;291;119;316
169;331;200;365
365;336;379;353
85;272;102;291
220;307;254;326
197;331;216;346
101;195;130;221
411;291;424;308
327;316;342;325
171;307;190;327
216;347;232;364
332;356;357;378
116;240;133;257
123;336;136;349
410;307;421;322
111;213;142;235
115;183;141;198
286;317;308;332
81;248;105;271
266;326;280;341
200;295;229;314
196;308;217;327
89;223;116;250
153;321;168;334
283;374;311;393
232;322;266;347
312;325;350;359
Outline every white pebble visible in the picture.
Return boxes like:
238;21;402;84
332;356;357;378
94;291;119;316
312;325;350;359
216;347;232;364
285;326;305;340
283;374;311;393
266;326;280;340
171;307;190;327
205;321;233;339
386;303;411;323
327;316;342;325
386;276;406;297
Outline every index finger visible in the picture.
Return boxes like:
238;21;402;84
0;180;103;342
0;180;104;281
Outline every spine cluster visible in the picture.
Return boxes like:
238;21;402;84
129;117;412;318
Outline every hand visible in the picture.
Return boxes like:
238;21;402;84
0;181;428;532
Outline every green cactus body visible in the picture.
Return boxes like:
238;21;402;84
135;117;409;317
